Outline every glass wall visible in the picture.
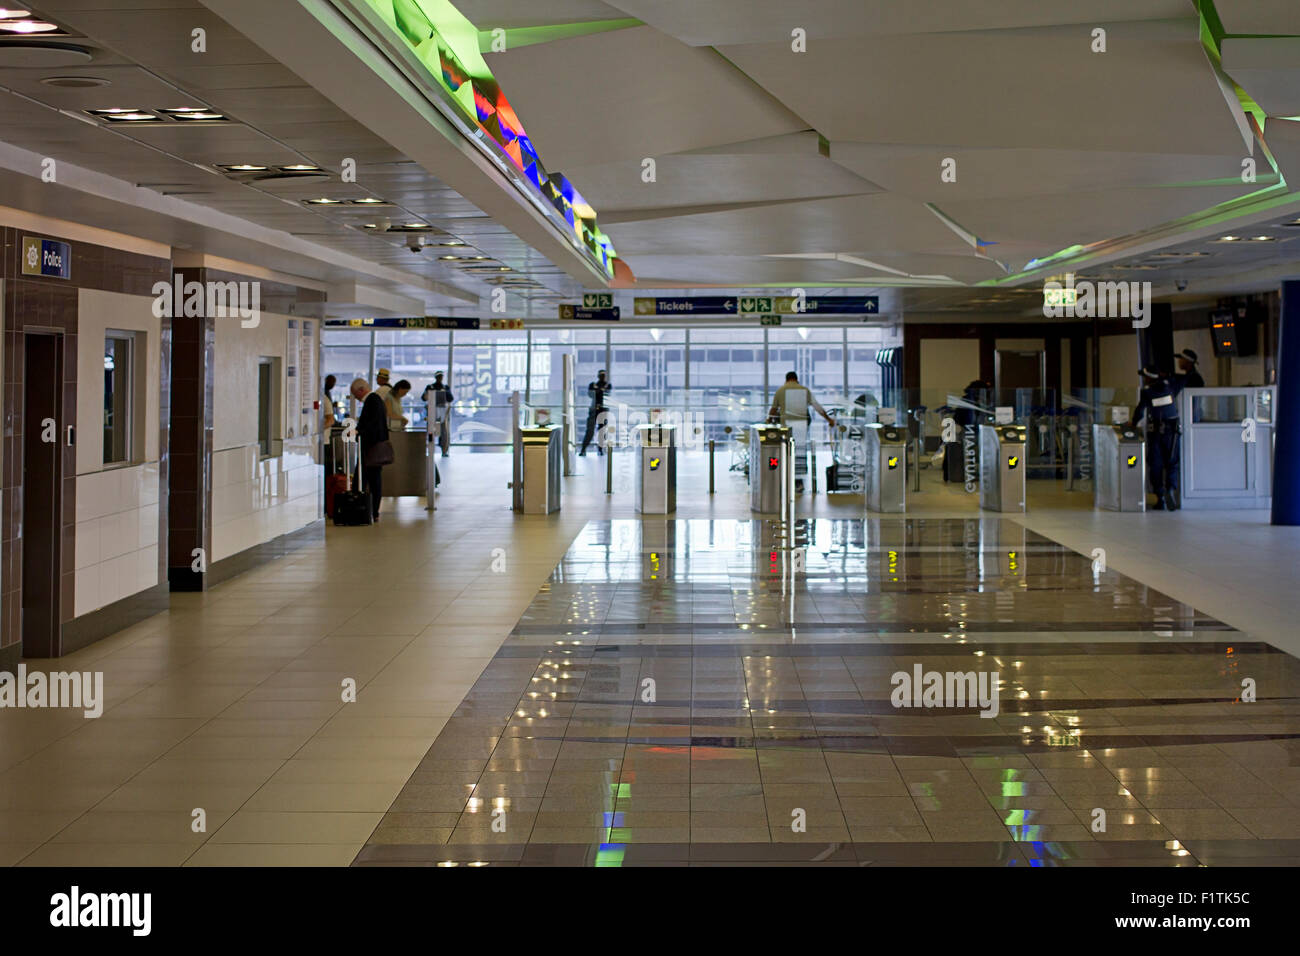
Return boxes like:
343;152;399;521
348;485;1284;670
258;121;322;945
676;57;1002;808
321;323;887;449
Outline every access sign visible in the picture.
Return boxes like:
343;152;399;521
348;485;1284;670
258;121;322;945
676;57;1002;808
560;303;620;320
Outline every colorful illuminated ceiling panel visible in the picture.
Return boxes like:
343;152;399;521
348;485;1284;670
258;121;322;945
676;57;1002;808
362;0;619;278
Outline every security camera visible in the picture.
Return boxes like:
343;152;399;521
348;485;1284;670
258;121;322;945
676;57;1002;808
408;235;427;253
1175;278;1188;292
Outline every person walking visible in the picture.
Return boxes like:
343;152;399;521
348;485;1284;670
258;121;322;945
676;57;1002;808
350;377;391;522
579;370;612;456
768;371;835;493
422;372;454;456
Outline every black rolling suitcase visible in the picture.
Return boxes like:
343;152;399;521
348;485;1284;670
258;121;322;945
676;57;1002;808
332;437;372;526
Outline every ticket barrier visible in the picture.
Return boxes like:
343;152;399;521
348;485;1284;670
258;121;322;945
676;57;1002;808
979;424;1027;512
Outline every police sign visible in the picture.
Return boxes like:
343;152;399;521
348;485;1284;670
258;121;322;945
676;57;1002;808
21;236;71;280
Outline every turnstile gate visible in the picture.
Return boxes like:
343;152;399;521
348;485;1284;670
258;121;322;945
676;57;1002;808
750;424;794;514
979;424;1027;512
863;423;907;513
635;423;677;514
1093;424;1145;511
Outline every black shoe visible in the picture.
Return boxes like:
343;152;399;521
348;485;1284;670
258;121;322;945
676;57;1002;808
578;450;586;457
1165;488;1180;511
1151;498;1165;510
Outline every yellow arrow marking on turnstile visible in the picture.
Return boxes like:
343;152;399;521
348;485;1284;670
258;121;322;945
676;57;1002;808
649;458;661;470
887;456;898;469
1127;455;1137;467
1008;456;1019;468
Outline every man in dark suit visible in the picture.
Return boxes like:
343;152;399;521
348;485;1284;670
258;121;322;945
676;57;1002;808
350;377;389;522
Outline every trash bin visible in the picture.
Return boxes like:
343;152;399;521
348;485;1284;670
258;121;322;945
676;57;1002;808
979;423;1027;512
635;423;676;514
516;424;562;514
863;423;907;513
1092;424;1145;511
750;424;793;514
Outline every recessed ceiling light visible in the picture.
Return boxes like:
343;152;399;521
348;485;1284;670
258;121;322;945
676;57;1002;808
0;8;34;15
304;198;342;205
1249;235;1275;241
87;108;158;122
402;222;430;230
41;75;109;88
220;164;268;171
171;111;225;121
350;197;388;205
279;164;321;171
1217;235;1241;241
442;240;465;246
0;18;58;33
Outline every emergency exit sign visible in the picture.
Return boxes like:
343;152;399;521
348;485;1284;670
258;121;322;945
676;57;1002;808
583;292;613;309
760;314;782;326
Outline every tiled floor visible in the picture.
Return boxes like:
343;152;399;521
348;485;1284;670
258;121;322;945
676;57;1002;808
3;450;1298;867
354;513;1300;867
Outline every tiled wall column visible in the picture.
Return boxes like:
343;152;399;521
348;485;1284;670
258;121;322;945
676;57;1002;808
167;269;215;590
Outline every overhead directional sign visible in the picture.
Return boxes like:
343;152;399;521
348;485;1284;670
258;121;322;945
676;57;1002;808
634;296;736;315
635;295;878;316
325;317;480;329
582;292;614;309
560;303;620;320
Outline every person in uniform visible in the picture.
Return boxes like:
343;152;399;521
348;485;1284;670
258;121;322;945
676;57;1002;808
1131;366;1184;511
422;372;454;456
579;370;612;456
1175;348;1205;388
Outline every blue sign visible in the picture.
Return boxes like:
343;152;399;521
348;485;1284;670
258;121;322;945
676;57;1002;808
21;236;71;280
636;296;736;315
323;317;480;329
560;304;620;321
801;296;879;314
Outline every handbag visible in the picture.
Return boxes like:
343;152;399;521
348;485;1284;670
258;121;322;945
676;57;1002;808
363;439;395;467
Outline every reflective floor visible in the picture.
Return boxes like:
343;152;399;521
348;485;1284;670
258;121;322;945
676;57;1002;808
355;517;1300;866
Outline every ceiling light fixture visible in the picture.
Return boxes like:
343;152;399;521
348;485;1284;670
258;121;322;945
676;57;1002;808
1217;235;1241;242
350;197;388;204
1249;235;1275;241
0;18;58;33
278;164;321;172
87;108;159;122
0;8;34;16
219;164;267;171
304;198;342;205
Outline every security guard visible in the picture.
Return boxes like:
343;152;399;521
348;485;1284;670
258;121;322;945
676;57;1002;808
1174;348;1205;388
1131;366;1184;511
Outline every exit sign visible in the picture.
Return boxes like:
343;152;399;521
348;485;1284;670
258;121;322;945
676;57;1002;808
759;314;782;326
583;292;613;309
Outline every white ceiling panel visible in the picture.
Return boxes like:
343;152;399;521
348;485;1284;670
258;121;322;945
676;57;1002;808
603;0;1191;46
937;183;1260;253
1215;1;1300;36
604;193;974;258
719;20;1242;153
1222;38;1300;117
483;25;807;171
559;151;878;212
829;143;1258;203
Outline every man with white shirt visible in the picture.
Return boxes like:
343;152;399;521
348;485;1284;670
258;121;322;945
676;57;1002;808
769;371;835;494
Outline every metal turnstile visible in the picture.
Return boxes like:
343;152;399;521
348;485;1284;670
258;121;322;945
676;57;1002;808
516;424;562;514
979;424;1027;512
863;423;907;513
1092;424;1145;511
750;424;794;514
635;423;677;514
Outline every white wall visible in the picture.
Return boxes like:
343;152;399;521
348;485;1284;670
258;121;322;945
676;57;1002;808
73;289;164;616
212;310;321;562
